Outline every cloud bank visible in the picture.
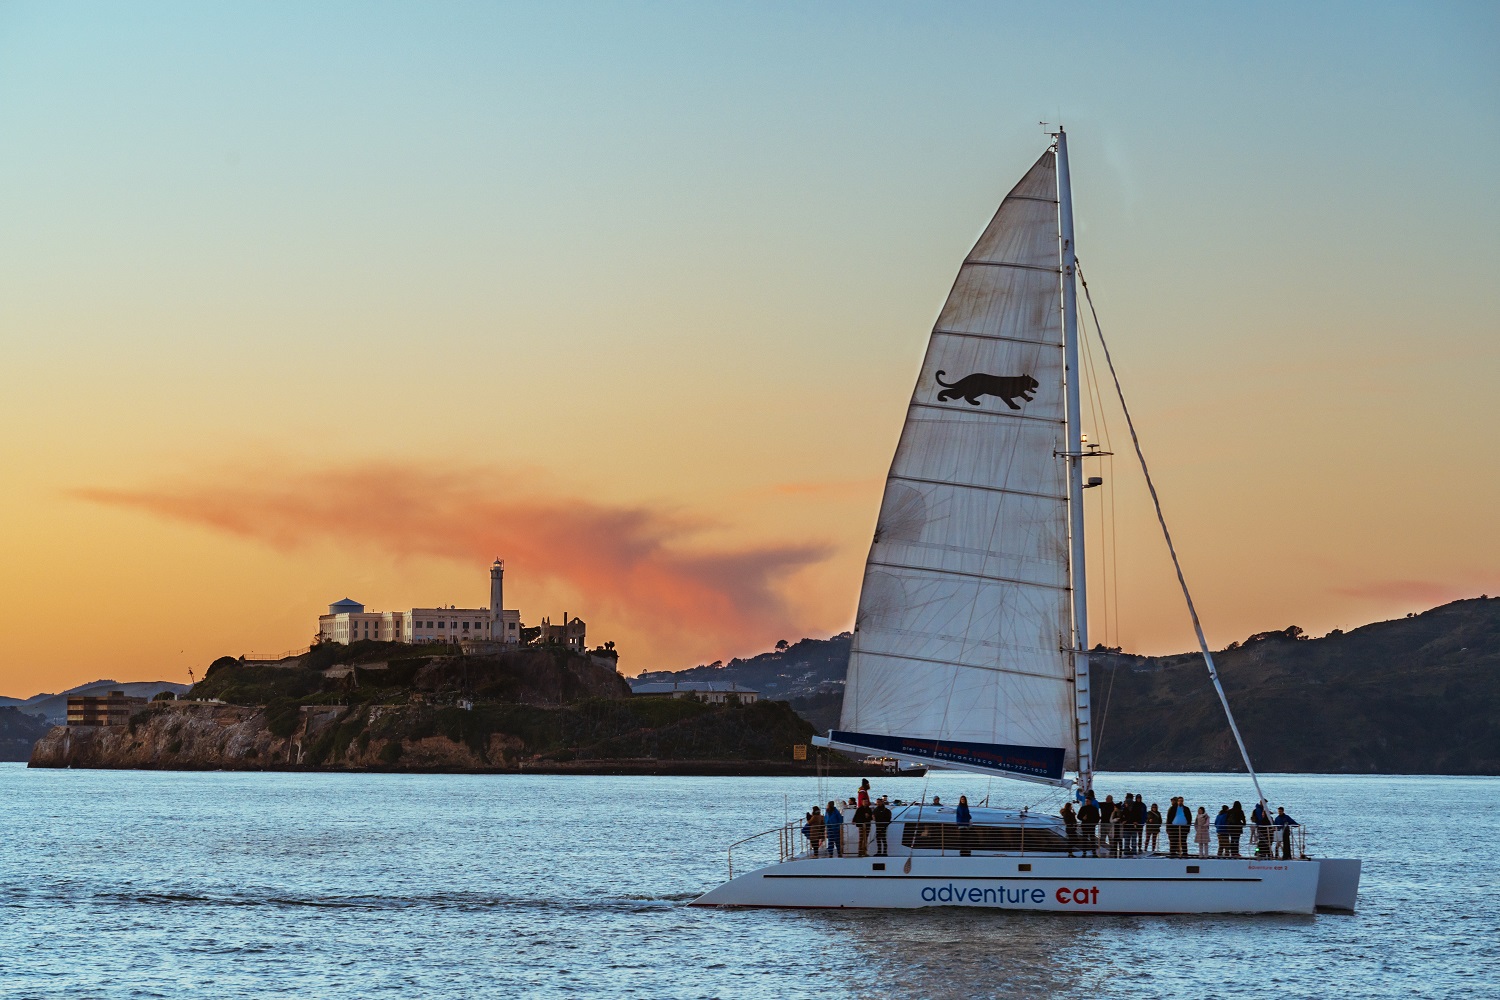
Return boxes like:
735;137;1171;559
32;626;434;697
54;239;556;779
73;463;834;662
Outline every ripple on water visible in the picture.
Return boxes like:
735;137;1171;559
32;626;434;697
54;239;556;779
2;767;1497;999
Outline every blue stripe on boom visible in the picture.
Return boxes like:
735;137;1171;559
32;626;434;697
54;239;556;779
831;731;1065;781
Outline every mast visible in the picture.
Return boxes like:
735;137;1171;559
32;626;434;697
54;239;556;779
1057;128;1094;793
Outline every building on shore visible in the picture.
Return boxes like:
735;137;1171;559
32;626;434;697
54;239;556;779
66;691;148;727
630;681;759;705
535;614;587;653
316;560;583;654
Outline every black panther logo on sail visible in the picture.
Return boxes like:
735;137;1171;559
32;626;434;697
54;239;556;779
934;371;1039;409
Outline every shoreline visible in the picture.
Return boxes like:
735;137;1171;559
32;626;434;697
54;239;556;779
23;758;919;777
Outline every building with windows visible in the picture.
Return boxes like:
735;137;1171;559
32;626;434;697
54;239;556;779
629;681;759;705
67;691;149;727
317;560;531;648
535;613;587;652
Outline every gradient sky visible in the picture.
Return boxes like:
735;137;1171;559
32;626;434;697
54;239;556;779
2;1;1497;695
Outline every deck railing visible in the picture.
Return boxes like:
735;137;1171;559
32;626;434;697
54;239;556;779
725;819;1311;877
726;822;800;879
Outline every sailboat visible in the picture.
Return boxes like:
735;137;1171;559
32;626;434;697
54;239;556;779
692;130;1362;913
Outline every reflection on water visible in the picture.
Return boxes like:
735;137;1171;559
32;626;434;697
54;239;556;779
2;766;1495;999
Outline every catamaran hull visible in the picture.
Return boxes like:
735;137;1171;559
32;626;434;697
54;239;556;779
691;855;1352;914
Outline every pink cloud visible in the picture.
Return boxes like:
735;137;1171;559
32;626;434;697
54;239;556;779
72;463;835;662
1331;579;1477;606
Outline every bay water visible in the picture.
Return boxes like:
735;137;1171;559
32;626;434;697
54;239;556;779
2;764;1495;998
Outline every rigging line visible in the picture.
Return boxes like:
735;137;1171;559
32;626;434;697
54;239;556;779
1077;301;1114;648
1078;292;1119;738
1092;655;1119;766
1076;262;1267;809
1081;298;1121;649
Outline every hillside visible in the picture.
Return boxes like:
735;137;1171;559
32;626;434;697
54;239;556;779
1;708;52;762
30;641;826;774
1088;597;1500;773
640;597;1500;774
633;634;851;731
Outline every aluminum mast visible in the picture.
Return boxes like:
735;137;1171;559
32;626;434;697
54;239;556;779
1056;127;1094;794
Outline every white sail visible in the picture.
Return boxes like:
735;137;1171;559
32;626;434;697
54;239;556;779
834;150;1074;782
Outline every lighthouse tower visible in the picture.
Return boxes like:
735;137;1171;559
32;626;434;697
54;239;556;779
490;558;504;624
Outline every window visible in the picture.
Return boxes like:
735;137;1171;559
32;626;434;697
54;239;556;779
462;622;470;630
509;622;516;630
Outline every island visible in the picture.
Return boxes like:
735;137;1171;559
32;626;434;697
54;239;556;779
26;641;881;775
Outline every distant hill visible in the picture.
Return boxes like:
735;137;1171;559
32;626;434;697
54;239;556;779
1;708;52;762
1088;597;1500;774
637;597;1500;774
633;634;852;731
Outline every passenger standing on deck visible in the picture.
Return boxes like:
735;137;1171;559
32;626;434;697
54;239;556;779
1195;806;1211;858
858;779;871;810
1128;794;1146;855
873;797;892;857
1145;803;1162;854
1078;795;1100;855
1227;801;1246;857
854;799;873;857
1099;795;1117;853
1061;801;1079;857
1251;801;1273;857
955;795;973;856
825;801;844;857
1215;805;1230;857
1274;807;1299;860
808;806;825;856
1167;797;1192;858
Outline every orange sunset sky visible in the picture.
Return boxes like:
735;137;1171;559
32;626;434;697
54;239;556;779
2;3;1497;696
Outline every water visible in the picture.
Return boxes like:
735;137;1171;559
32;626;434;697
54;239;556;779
2;764;1496;999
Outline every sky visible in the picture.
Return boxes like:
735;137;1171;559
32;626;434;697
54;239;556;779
1;1;1496;696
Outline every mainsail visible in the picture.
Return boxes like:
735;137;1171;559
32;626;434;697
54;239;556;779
830;150;1075;783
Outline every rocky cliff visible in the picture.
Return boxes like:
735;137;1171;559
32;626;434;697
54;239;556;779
29;642;821;773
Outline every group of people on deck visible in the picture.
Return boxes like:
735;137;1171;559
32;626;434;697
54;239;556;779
803;779;893;857
1062;791;1300;859
801;780;1301;860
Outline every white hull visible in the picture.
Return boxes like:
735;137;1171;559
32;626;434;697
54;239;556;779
692;854;1354;914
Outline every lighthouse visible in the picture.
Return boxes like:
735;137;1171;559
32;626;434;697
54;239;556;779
490;558;504;624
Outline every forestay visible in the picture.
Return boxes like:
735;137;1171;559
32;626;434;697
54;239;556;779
833;150;1074;783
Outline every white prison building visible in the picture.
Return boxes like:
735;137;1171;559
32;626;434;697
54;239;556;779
317;559;530;647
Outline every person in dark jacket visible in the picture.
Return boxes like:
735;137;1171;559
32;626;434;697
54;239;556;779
1099;795;1116;854
1227;801;1247;857
955;795;972;826
1078;796;1100;855
1251;801;1273;857
1060;801;1079;856
807;806;825;856
1273;806;1299;860
853;801;874;857
1127;794;1146;855
1145;803;1163;854
954;795;973;855
873;797;893;857
1214;805;1230;857
825;801;844;857
1166;797;1193;858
